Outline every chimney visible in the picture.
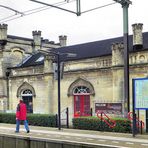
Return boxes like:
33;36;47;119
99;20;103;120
132;23;143;50
32;30;41;52
0;24;8;46
59;35;67;47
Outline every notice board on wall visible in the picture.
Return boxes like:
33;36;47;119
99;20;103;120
95;103;122;114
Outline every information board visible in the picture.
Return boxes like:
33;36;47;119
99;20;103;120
95;103;122;114
133;78;148;109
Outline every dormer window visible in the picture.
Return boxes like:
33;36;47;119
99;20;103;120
35;56;44;62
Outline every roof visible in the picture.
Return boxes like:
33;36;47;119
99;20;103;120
55;32;148;61
8;35;33;42
18;52;44;68
7;35;59;45
17;32;148;68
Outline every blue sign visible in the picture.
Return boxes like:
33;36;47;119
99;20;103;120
133;78;148;109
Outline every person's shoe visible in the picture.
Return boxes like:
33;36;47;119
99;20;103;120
15;131;19;133
27;130;30;133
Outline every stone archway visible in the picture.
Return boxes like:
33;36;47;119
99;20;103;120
68;78;95;117
17;82;35;113
17;82;36;98
67;77;95;96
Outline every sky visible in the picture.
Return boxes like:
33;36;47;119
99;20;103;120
0;0;148;45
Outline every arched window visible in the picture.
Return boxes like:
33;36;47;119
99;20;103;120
21;89;33;96
67;78;95;96
73;86;90;94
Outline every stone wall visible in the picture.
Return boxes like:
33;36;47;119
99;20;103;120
0;134;110;148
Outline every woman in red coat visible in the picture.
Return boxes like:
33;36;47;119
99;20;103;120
15;99;30;133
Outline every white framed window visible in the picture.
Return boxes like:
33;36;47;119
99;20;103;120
21;89;32;96
73;86;90;94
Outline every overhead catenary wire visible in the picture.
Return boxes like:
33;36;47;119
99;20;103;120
0;14;17;22
0;0;75;23
25;0;76;15
0;4;24;15
23;0;76;14
81;2;116;14
0;0;117;23
30;0;77;15
0;4;24;22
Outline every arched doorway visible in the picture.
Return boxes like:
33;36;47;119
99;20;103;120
67;78;95;117
17;82;35;113
73;86;91;117
22;89;33;113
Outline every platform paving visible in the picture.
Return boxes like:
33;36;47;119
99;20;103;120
0;123;148;148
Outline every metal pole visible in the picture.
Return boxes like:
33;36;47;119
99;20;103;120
114;0;132;116
57;54;61;130
38;50;76;130
55;114;58;127
122;3;130;115
90;108;93;116
132;79;136;137
6;70;10;110
76;0;81;16
140;121;143;135
101;112;103;131
66;107;69;128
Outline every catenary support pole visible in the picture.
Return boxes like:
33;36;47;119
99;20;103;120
76;0;81;16
57;54;61;130
123;2;130;115
132;79;136;137
113;0;132;116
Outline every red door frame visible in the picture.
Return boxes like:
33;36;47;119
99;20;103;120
74;94;90;117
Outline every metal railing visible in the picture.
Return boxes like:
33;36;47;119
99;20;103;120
56;107;69;128
97;111;116;129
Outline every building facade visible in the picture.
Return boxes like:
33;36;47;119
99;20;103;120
0;23;148;131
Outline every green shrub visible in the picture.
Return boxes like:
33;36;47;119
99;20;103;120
27;114;57;127
0;113;16;124
72;116;132;133
0;113;57;127
112;118;131;133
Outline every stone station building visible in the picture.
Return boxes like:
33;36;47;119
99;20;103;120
0;23;148;131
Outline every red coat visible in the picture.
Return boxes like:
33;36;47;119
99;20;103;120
16;102;27;120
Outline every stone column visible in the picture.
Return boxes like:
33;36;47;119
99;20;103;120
44;55;53;73
0;24;8;111
112;43;124;66
44;55;54;113
112;43;124;102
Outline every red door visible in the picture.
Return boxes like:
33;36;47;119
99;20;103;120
74;95;90;117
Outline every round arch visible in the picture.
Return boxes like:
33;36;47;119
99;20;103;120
16;82;36;98
67;77;95;96
11;46;25;52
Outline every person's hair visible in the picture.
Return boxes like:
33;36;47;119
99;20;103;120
19;99;23;103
